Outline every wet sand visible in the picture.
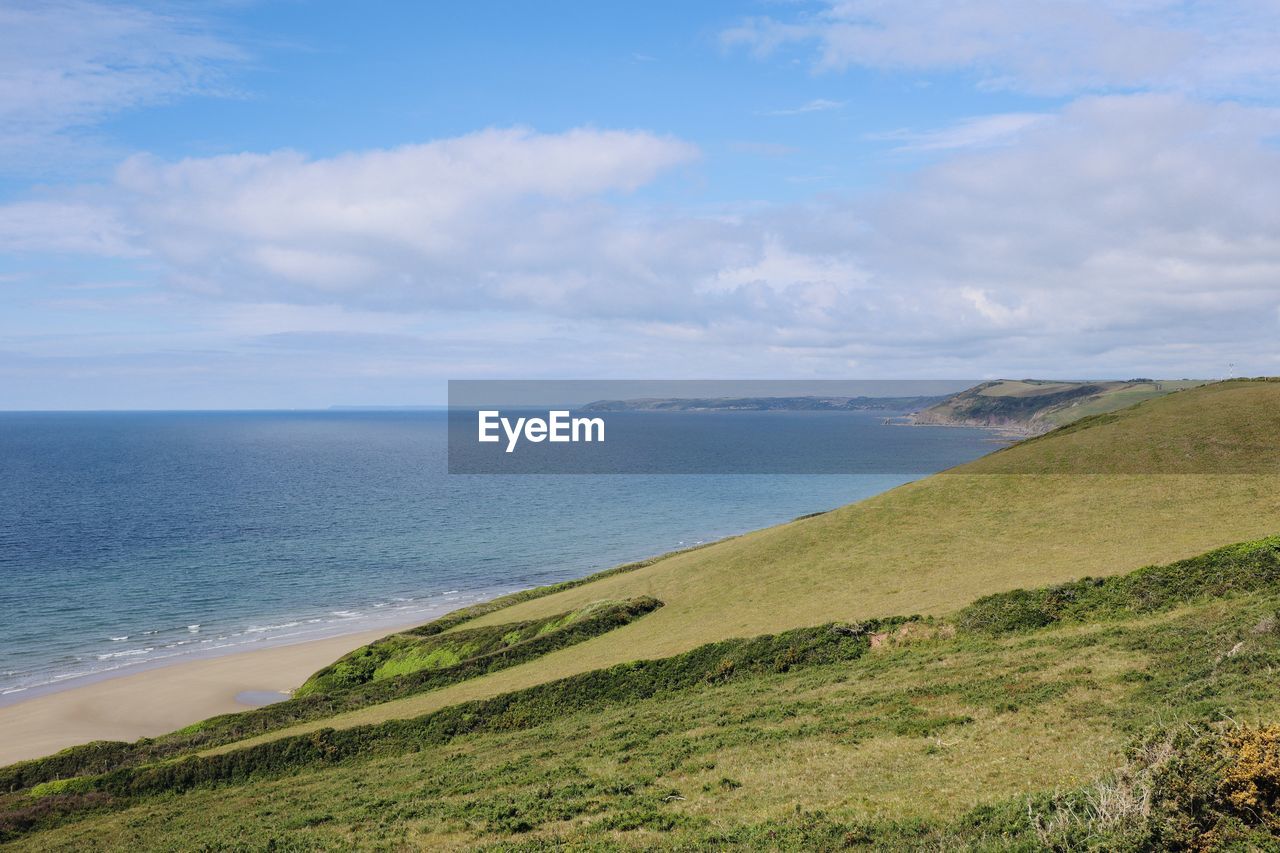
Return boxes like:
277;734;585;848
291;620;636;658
0;624;417;766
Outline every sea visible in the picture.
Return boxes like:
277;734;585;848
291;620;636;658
0;410;999;701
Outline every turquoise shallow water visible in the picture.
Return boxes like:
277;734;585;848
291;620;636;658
0;410;997;700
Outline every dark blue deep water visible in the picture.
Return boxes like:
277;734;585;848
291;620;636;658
0;411;998;699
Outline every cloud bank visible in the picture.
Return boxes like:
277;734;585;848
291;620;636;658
7;96;1280;380
725;0;1280;96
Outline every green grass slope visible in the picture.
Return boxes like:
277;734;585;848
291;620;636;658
963;377;1280;473
10;538;1280;849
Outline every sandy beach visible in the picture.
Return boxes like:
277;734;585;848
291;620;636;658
0;623;420;766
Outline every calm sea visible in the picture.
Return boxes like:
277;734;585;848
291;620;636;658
0;410;998;700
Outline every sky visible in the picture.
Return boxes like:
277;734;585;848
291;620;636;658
3;1;1280;408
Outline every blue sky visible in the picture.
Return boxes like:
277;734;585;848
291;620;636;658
59;2;1041;199
3;1;1280;408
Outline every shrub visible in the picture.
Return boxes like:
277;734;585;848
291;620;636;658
1219;724;1280;833
1026;722;1280;849
27;777;93;799
957;536;1280;635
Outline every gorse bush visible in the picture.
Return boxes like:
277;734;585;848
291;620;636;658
0;597;661;795
1219;725;1280;833
1026;723;1280;850
956;536;1280;634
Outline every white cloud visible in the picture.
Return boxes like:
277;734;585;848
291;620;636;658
7;100;1280;381
958;287;1029;327
853;95;1280;350
208;302;423;338
868;112;1050;151
0;1;239;171
3;127;708;311
0;199;137;255
725;1;1280;96
761;98;846;116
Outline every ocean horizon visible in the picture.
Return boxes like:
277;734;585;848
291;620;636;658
0;410;999;702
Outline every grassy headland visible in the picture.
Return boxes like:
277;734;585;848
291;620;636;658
910;377;1204;433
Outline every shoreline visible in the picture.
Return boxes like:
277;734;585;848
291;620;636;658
0;585;516;709
0;617;436;766
0;529;796;767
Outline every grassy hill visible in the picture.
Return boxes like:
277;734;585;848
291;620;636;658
910;378;1204;433
963;378;1280;473
6;379;1280;849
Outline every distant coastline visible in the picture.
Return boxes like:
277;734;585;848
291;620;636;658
579;395;947;413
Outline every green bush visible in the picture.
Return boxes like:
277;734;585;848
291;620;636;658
27;777;93;799
957;536;1280;634
296;600;633;697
